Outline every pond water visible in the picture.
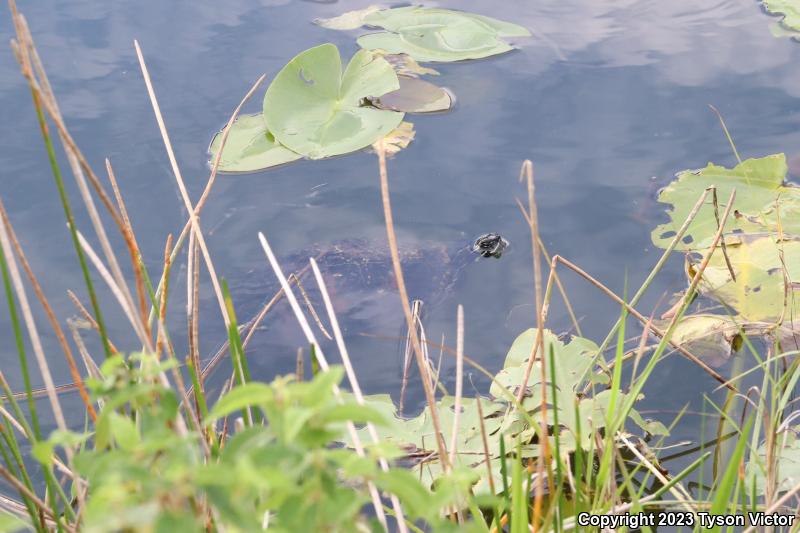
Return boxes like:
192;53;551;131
2;0;800;483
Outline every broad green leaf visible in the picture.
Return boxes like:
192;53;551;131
651;154;796;250
356;7;531;62
207;114;301;173
263;44;404;158
207;382;274;422
695;236;800;322
372;76;453;113
763;0;800;32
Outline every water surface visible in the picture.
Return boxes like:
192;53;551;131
2;0;800;481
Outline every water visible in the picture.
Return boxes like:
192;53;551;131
2;0;800;485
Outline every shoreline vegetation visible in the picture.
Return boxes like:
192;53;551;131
2;1;800;532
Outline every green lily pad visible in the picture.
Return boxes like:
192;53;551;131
763;0;800;32
651;154;800;251
747;429;800;495
263;44;404;159
371;76;453;113
694;236;800;322
207;114;302;173
355;7;531;62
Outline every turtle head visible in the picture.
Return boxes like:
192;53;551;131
471;233;509;259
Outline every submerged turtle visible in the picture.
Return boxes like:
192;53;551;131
232;233;509;328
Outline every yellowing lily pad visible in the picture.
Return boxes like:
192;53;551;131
651;154;799;251
263;44;404;159
355;7;531;62
763;0;800;32
207;113;301;173
694;236;800;322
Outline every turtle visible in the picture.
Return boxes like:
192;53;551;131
230;232;509;331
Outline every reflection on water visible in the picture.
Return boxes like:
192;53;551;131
2;0;800;471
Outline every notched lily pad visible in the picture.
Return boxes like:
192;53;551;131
263;43;404;159
651;154;798;251
208;114;302;173
692;235;800;322
370;76;454;113
336;6;531;62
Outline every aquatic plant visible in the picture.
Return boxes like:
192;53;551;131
318;6;531;62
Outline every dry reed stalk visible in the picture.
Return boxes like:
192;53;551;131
0;202;96;420
147;73;266;328
514;197;582;336
75;230;151;348
475;395;496;495
259;232;390;531
375;139;451;472
0;214;70;440
288;272;332;339
156;234;174;357
106;159;149;334
399;299;423;414
618;433;693;511
0;466;73;533
448;304;464;467
134;41;230;328
66;290;119;353
513;160;551;529
26;33;147;357
310;257;410;533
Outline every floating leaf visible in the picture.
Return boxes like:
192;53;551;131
372;121;416;156
666;314;742;367
747;429;800;495
356;7;531;62
208;114;302;173
491;329;662;447
372;76;453;113
263;44;404;158
314;5;382;30
651;154;798;251
380;53;440;78
763;0;800;32
691;236;800;322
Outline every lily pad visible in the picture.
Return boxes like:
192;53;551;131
314;5;382;30
207;114;301;173
747;429;800;495
371;76;454;113
763;0;800;32
372;121;416;156
665;314;742;367
490;329;664;448
380;53;440;78
355;7;531;62
263;44;404;159
651;154;799;251
694;236;800;322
